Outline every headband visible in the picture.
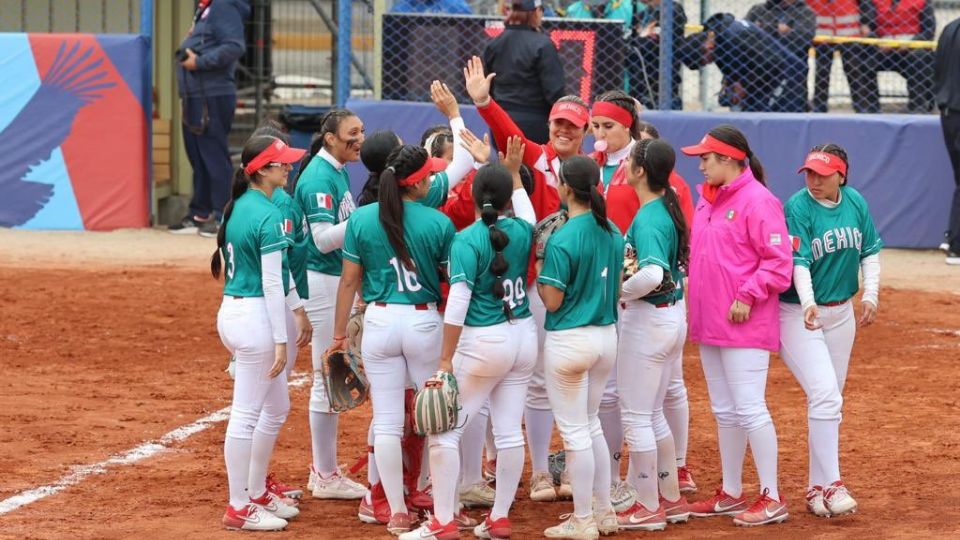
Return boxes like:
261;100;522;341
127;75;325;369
591;101;634;129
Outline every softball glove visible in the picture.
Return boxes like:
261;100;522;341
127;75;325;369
413;371;461;436
533;210;568;260
346;302;366;356
320;349;369;413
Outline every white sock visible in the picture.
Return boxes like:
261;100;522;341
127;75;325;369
367;421;380;486
655;436;680;502
430;446;460;524
248;430;279;499
491;446;523;520
310;411;339;475
664;398;689;467
717;426;747;497
460;411;488;486
747;423;780;500
225;435;252;509
524;407;554;473
628;450;658;510
598;408;623;483
485;421;498;463
374;435;407;515
566;447;595;519
810;418;841;486
418;442;431;491
591;434;612;511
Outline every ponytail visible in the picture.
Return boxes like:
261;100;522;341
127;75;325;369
559;156;612;233
295;108;358;183
481;199;513;320
587;188;612;233
629;138;687;268
662;187;690;271
379;145;429;271
747;150;766;186
708;124;766;186
359;130;403;206
211;169;252;278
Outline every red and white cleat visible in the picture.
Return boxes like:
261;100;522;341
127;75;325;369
222;503;288;531
732;488;788;527
689;487;749;517
661;495;692;524
266;472;302;501
249;489;299;520
474;515;511;539
823;480;858;516
677;466;697;494
398;515;460;540
805;485;830;517
358;483;391;524
617;501;667;531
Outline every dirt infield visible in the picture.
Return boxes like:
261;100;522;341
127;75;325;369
1;229;958;539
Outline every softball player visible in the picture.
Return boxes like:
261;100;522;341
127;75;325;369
616;139;690;531
212;136;309;531
465;55;587;502
681;126;793;527
329;144;456;536
780;144;881;517
402;138;538;540
537;156;624;539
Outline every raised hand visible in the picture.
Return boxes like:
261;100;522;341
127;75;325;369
430;80;460;119
463;55;495;106
460;128;491;164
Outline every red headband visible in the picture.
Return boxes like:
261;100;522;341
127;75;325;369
797;151;847;177
396;157;446;187
680;134;747;161
243;139;306;176
591;101;634;128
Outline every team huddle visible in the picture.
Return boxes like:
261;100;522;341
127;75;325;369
209;56;881;539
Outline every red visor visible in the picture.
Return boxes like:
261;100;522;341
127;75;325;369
398;157;446;187
680;134;747;161
244;139;307;176
550;101;590;128
797;151;847;176
590;101;634;128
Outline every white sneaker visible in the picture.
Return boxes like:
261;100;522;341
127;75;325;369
805;486;830;517
823;481;858;516
610;480;637;514
947;252;960;265
459;481;495;508
250;490;299;520
530;471;558;502
309;465;368;500
222;503;287;531
544;513;600;540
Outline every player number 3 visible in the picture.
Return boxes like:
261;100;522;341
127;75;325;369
226;242;236;280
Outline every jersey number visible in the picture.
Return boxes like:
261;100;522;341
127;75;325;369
600;266;608;303
226;242;236;280
501;277;526;309
389;257;423;292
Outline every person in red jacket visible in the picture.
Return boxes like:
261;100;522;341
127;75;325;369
464;54;591;503
861;0;936;112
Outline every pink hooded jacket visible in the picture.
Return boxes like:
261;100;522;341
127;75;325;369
687;169;793;352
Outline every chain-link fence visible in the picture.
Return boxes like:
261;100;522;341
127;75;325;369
0;0;142;33
374;0;959;113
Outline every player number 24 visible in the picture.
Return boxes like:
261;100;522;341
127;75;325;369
389;257;423;292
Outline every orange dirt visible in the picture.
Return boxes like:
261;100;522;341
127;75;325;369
1;265;958;540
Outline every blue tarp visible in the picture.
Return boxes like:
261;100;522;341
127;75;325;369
346;99;953;249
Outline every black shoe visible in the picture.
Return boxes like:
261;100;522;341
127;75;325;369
198;219;220;238
169;215;203;235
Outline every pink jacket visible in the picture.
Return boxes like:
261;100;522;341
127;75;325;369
687;169;793;352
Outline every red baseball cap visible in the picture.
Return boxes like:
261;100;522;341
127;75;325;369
681;134;747;161
550;101;590;128
797;151;847;177
244;139;306;175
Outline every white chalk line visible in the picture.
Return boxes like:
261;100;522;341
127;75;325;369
0;371;312;516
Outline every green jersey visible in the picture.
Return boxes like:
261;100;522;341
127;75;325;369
418;171;450;209
222;189;292;298
342;201;456;305
625;197;684;306
448;218;534;327
780;186;883;305
538;213;624;331
272;188;310;299
293;152;356;276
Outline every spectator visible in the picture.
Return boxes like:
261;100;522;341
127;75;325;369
170;0;250;237
483;0;566;145
860;0;936;113
390;0;472;14
746;0;816;112
681;14;807;112
934;17;960;264
808;0;876;112
564;0;634;28
627;0;687;110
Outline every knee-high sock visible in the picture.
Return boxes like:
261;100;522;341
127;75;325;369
566;447;595;519
225;436;253;509
655;435;681;502
460;411;488;486
628;449;658;511
524;407;554;473
430;446;460;524
485;421;498;462
598;408;623;483
717;426;747;498
367;421;380;486
418;442;431;491
663;400;689;467
374;435;407;515
491;446;524;520
591;434;613;511
747;423;780;500
809;419;840;487
310;411;339;475
248;431;279;499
